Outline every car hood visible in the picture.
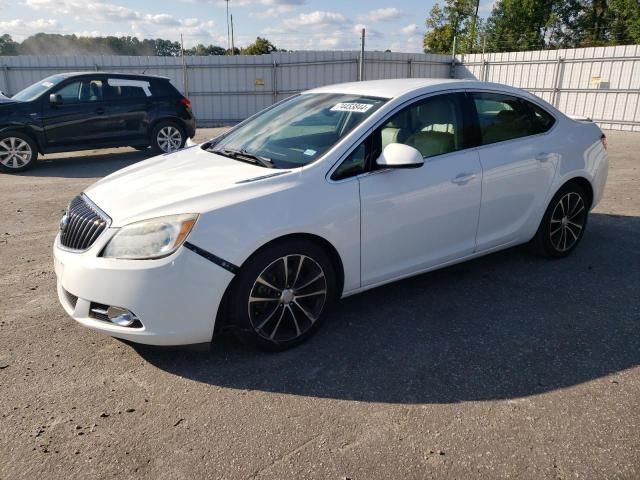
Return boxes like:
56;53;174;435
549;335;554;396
84;146;294;227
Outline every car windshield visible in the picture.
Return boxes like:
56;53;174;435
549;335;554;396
11;74;67;102
209;93;387;169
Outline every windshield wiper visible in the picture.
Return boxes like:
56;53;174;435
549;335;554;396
214;148;275;168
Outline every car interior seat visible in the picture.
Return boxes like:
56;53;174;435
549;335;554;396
404;99;456;157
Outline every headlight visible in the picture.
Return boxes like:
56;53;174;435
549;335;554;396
102;214;198;259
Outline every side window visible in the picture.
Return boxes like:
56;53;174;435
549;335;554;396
380;93;466;158
332;143;366;181
150;80;175;97
106;78;151;100
54;79;103;104
527;101;555;134
473;92;553;145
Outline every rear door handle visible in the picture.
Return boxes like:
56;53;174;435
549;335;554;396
451;173;477;185
536;152;554;162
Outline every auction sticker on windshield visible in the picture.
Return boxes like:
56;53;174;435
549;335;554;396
330;102;374;113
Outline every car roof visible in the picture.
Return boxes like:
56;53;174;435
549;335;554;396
52;71;170;81
305;78;533;100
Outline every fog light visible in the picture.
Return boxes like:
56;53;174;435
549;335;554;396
106;306;138;327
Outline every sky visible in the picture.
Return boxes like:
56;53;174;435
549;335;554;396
0;0;495;53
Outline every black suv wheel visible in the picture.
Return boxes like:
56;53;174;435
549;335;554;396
0;132;38;172
151;122;185;154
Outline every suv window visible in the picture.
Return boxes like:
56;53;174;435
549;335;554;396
150;80;177;97
106;78;151;99
54;79;103;104
472;92;555;145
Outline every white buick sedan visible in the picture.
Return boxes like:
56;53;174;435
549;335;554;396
54;79;608;350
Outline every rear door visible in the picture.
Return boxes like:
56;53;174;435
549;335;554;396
103;77;151;143
470;91;559;250
42;76;111;146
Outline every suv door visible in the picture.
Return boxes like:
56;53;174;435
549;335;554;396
356;92;482;286
470;91;558;251
103;77;151;143
42;77;111;147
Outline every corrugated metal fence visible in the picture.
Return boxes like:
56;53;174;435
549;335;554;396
0;51;451;125
456;44;640;131
1;46;639;130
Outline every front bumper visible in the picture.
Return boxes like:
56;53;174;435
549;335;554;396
53;232;234;346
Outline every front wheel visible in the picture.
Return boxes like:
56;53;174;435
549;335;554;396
0;133;38;173
151;122;185;154
228;240;337;351
532;183;589;258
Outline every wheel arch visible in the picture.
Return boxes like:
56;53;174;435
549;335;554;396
558;176;594;209
0;126;43;153
213;232;346;336
148;116;184;140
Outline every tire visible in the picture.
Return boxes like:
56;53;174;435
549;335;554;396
228;239;337;351
531;183;589;258
0;132;38;173
150;121;185;154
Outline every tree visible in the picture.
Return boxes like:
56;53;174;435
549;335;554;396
242;37;279;55
0;34;19;55
423;0;479;54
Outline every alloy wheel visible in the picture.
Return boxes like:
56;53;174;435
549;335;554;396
549;191;586;252
156;126;183;153
248;254;327;343
0;137;33;169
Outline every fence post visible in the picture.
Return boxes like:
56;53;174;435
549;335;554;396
272;60;278;104
408;59;412;78
552;56;565;107
482;59;489;81
359;28;366;81
450;35;457;78
2;65;10;96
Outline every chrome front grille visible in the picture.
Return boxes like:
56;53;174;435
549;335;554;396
60;195;110;251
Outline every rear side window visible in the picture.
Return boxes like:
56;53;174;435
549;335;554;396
472;92;555;145
106;78;151;99
150;80;178;97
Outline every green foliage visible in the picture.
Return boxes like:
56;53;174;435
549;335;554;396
424;0;640;53
0;34;19;55
241;37;280;55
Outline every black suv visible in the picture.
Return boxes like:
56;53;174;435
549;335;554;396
0;72;196;172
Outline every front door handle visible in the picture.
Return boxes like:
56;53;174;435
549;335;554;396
451;173;477;185
95;107;105;115
536;152;554;162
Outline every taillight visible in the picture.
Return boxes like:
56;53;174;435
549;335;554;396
600;134;608;150
180;97;192;110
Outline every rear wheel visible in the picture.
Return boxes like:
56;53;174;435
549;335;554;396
228;240;336;351
151;122;185;154
0;133;37;172
532;183;589;258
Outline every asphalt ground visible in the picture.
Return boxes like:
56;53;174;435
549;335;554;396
0;129;638;479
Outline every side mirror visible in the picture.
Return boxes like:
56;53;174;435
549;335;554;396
375;143;424;169
49;93;62;106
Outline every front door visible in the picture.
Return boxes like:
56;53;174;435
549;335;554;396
42;77;112;147
358;93;482;286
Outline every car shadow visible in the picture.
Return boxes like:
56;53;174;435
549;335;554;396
134;212;640;404
20;148;156;179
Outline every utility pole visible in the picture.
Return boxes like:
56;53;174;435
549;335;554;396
359;28;365;81
469;0;480;53
231;13;235;56
226;0;231;55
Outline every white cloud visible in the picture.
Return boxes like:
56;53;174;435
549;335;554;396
401;23;418;35
0;18;60;39
358;7;403;23
283;11;348;30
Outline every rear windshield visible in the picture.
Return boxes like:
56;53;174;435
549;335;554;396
210;93;387;169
